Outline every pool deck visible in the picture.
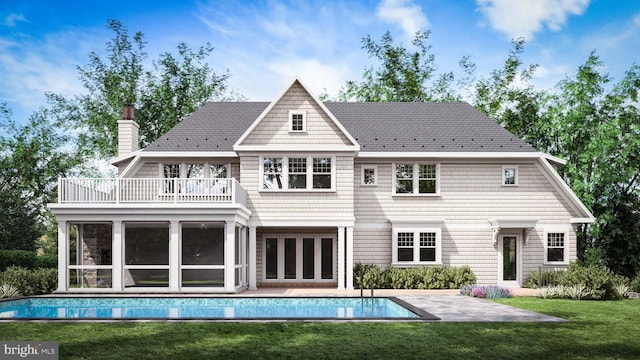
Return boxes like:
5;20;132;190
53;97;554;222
38;287;565;322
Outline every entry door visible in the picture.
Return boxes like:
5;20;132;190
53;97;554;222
498;235;521;286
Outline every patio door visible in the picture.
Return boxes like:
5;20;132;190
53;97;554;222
498;234;521;286
264;234;335;283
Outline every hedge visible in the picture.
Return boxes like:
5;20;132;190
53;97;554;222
0;250;57;271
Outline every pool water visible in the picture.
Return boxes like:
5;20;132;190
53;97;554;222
0;297;429;320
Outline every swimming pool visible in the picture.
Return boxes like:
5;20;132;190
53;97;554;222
0;297;438;321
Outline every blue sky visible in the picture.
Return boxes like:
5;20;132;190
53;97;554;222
1;0;639;123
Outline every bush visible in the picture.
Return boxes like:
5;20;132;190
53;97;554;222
0;250;57;271
560;263;628;300
460;285;512;299
535;263;631;300
0;266;58;296
0;283;22;298
631;272;640;293
354;263;476;290
524;269;565;289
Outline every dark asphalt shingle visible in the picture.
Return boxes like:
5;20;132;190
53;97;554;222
144;101;536;153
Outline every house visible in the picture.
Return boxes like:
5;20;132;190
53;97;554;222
48;77;594;293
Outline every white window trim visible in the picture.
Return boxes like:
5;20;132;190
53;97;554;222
544;230;569;264
259;155;336;192
288;110;307;133
361;165;378;186
391;227;442;266
502;165;519;186
392;163;440;196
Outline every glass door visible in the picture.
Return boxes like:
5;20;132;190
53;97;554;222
502;236;517;281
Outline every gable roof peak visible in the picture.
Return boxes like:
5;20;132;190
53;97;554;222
233;76;359;150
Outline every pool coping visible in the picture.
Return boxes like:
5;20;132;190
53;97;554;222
0;295;441;322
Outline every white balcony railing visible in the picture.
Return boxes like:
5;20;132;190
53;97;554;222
58;178;246;205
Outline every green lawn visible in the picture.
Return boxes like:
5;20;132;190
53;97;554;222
1;298;638;359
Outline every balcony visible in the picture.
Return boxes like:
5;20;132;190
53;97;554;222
57;178;247;206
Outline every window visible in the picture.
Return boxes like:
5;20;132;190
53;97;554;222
393;163;439;195
313;158;332;189
263;157;283;189
260;156;334;191
392;228;441;264
288;158;307;189
163;164;181;193
419;232;437;262
419;165;437;193
361;166;377;186
546;232;566;263
397;232;414;261
161;163;229;194
502;165;518;186
289;111;306;132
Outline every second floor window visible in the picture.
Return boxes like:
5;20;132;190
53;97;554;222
262;156;334;191
393;163;439;195
161;163;229;194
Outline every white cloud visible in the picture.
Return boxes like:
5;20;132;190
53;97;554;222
376;0;428;38
3;13;26;27
267;59;351;98
476;0;590;40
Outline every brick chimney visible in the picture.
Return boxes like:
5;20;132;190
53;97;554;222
117;104;139;156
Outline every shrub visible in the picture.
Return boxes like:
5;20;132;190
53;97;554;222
631;272;640;293
354;264;476;290
539;285;567;299
565;284;592;300
0;283;22;298
460;285;512;299
0;250;57;271
613;284;631;300
524;269;565;289
0;266;58;296
560;263;629;300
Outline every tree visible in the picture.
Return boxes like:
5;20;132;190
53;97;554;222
337;29;640;277
472;39;548;150
0;103;81;251
51;19;230;158
337;30;464;102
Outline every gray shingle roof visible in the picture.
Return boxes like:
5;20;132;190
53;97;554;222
144;101;536;153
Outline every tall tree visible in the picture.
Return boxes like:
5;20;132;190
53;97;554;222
51;19;230;158
337;30;463;102
0;103;81;250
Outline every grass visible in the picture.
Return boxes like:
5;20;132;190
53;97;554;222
0;298;638;359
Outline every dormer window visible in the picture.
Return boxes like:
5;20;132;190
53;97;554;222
289;111;306;132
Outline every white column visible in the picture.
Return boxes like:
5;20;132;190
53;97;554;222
169;220;180;292
249;226;257;290
337;226;345;290
57;221;67;292
346;226;354;290
112;221;123;291
224;221;236;292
